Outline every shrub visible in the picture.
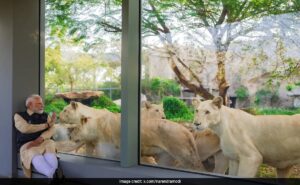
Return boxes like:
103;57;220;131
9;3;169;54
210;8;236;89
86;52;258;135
44;97;68;116
163;96;194;122
91;95;121;113
295;82;300;86
142;78;181;102
286;84;296;91
235;86;249;101
99;81;121;100
254;89;275;106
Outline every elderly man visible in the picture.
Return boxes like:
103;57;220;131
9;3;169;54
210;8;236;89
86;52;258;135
14;94;58;178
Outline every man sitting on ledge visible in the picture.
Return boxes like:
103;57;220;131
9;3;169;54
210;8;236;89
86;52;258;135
14;94;57;178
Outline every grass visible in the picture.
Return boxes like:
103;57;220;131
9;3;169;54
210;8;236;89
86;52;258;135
256;164;276;178
256;108;300;115
243;107;300;115
257;164;300;178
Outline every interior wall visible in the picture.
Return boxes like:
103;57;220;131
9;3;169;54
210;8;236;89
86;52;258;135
0;0;14;177
0;0;40;177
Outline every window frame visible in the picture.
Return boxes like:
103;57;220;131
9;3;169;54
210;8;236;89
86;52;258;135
32;0;223;179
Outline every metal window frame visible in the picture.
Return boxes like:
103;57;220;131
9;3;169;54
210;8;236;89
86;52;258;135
0;0;231;179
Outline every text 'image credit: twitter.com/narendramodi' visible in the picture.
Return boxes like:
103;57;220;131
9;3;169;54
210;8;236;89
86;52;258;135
119;179;181;184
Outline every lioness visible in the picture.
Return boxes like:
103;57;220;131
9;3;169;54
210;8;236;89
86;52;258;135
193;96;300;177
193;129;228;174
58;101;164;157
141;118;205;171
60;102;121;157
59;101;205;172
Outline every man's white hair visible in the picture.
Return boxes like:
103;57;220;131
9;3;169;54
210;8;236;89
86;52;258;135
25;94;42;108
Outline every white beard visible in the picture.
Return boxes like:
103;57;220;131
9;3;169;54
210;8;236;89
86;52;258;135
36;109;44;114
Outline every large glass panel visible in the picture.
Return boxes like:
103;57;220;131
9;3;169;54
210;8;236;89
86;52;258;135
45;0;122;160
140;0;300;177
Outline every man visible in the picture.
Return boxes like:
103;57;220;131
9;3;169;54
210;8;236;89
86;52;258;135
14;94;58;178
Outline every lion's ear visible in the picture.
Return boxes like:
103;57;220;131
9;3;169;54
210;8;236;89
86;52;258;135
212;96;223;109
141;101;151;109
71;101;78;110
192;99;201;108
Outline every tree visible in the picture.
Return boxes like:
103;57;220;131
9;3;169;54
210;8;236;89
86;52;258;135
46;0;300;104
142;0;300;104
45;45;109;92
45;46;66;92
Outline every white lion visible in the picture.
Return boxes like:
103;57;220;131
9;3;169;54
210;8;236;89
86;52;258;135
58;101;205;171
193;96;300;177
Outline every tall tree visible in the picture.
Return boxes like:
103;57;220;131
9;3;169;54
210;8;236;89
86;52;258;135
142;0;300;103
46;0;300;103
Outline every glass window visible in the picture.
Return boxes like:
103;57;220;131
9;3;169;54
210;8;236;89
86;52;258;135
140;0;300;177
45;0;122;160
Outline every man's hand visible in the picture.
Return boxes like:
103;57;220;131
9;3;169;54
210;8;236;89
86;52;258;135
26;136;44;149
48;112;56;127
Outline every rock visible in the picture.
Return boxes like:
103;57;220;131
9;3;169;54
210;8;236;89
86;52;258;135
55;91;104;105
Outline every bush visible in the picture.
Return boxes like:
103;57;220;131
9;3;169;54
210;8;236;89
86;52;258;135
235;86;249;101
142;78;181;102
163;96;194;122
45;94;55;106
295;82;300;86
44;97;68;116
91;95;121;113
254;89;276;106
99;81;121;100
286;84;296;91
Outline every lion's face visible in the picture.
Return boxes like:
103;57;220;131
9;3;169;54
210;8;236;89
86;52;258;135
192;97;223;130
59;101;84;124
141;101;166;120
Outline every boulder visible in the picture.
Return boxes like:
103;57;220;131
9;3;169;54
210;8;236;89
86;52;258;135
55;91;104;105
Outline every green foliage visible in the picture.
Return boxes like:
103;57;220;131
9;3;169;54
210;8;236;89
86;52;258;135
295;82;300;86
286;83;296;91
142;78;181;102
235;86;249;101
91;95;121;113
99;81;121;100
46;0;121;47
44;97;68;116
254;88;279;106
286;82;300;92
255;107;300;115
256;164;276;178
163;96;194;122
45;46;115;92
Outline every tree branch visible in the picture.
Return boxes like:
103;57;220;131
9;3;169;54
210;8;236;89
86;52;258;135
168;53;214;100
216;5;228;25
167;45;202;85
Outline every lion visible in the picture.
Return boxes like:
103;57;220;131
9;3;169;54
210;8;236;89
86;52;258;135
58;101;166;158
59;102;121;157
190;128;228;174
141;118;205;171
59;101;206;171
193;96;300;177
156;122;228;174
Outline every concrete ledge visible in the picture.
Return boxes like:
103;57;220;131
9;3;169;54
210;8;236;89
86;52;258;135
56;153;217;178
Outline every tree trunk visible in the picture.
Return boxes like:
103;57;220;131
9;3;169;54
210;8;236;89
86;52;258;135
216;51;230;105
169;53;214;100
70;82;73;92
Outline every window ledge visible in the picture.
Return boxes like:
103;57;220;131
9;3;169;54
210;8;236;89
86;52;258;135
57;153;218;178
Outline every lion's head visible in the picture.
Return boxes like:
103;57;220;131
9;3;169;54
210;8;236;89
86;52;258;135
59;101;87;125
192;96;223;130
141;101;166;120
